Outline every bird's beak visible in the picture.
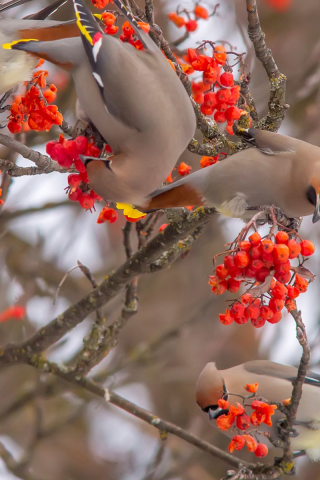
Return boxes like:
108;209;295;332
208;407;221;420
312;194;320;223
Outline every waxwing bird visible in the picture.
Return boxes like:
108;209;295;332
143;128;320;223
4;0;196;206
0;0;77;103
196;360;320;461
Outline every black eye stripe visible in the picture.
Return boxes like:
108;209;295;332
307;185;317;207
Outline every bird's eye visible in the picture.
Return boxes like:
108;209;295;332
307;185;317;207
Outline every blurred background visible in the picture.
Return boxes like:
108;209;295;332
0;0;320;478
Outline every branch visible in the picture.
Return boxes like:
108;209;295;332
277;308;310;472
246;0;288;131
0;207;215;365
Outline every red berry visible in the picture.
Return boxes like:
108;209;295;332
219;309;234;325
239;241;251;252
194;5;209;19
251;316;266;328
255;267;270;283
79;193;95;210
220;72;234;87
235;251;250;268
274;271;291;284
212;280;228;295
208;275;220;287
272;282;288;299
261;239;275;254
68;173;81;188
300;240;315;257
236;414;250;430
225;106;241;121
245;305;260;320
231;302;245;319
260;306;274;320
250;259;264;270
241;293;253;304
201;103;214;116
250;246;261;259
203;92;218;108
74;158;86;173
244;267;257;279
46;140;58;156
228;85;240;104
273;244;289;264
185;19;198;32
268;311;282;324
216;88;231;103
287;239;301;259
216;264;229;279
275;231;289;244
68;187;82;201
269;298;285;313
294;274;309;293
224;255;235;271
227;278;241;293
275;261;290;274
249;232;261;246
287;285;300;299
228;267;243;279
214;111;226;123
261;252;274;268
255;444;268;458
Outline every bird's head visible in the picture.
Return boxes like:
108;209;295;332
307;178;320;223
195;363;229;421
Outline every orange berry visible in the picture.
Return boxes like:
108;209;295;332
219;309;234;325
194;4;209;19
287;285;300;299
300;240;315;257
208;275;220;287
255;267;270;282
287;239;301;259
274;271;291;284
244;304;260;320
227;278;241;293
241;293;253;304
212;280;228;295
268;311;282;324
269;298;285;313
273;244;289;264
158;223;168;232
275;231;289;244
231;302;245;319
294;274;308;293
239;241;251;252
261;239;275;254
285;299;296;312
249;232;261;246
235;251;250;268
244;383;259;393
275;260;290;274
255;444;268;458
178;162;192;176
216;264;229;279
260;306;274;320
272;281;288;299
224;255;235;271
251;316;266;328
250;259;264;270
250;246;261;259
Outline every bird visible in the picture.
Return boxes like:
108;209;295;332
140;128;320;223
0;0;75;104
196;360;320;461
3;0;196;207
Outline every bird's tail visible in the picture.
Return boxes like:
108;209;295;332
139;178;205;211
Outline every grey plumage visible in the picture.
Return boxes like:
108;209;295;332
196;361;320;461
146;128;320;222
0;0;69;98
7;0;196;205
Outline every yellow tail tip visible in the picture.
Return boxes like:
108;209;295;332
116;203;146;219
2;39;39;50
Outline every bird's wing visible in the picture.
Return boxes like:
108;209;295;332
24;0;68;20
242;128;296;155
244;360;320;387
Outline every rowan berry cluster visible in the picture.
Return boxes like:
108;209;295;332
7;64;62;134
168;3;209;33
216;382;275;458
208;231;315;328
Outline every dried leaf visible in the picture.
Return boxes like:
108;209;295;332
250;275;274;296
291;266;315;281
